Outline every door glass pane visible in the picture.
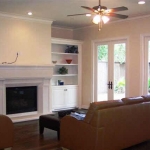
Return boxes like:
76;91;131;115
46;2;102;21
148;41;150;94
97;45;108;101
114;43;126;99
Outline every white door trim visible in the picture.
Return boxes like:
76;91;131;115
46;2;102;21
91;37;129;102
140;34;150;95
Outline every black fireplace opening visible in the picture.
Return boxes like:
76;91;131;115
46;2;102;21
6;86;37;115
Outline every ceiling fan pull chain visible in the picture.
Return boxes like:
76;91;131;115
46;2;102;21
98;15;102;31
98;21;100;31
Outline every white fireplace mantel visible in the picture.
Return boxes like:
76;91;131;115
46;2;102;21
0;64;54;79
0;64;54;122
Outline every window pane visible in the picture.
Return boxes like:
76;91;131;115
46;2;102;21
114;43;126;99
148;41;150;94
97;45;108;101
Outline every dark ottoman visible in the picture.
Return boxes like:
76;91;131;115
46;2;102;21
39;113;61;139
39;108;79;140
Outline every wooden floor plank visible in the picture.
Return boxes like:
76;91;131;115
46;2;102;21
12;120;60;150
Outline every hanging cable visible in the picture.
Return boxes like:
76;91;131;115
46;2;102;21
2;53;18;64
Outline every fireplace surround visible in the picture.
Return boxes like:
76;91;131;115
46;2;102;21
0;64;53;122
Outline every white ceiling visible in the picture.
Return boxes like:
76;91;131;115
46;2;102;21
0;0;150;29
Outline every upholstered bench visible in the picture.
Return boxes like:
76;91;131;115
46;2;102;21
39;113;61;139
39;108;85;140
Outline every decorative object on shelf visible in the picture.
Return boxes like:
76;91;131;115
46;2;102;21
58;66;68;74
66;59;72;64
59;81;64;85
65;46;78;53
52;60;57;64
58;80;64;85
58;80;61;85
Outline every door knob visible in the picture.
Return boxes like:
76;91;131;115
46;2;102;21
107;81;113;89
107;81;111;89
110;81;113;89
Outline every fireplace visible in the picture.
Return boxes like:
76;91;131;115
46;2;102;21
6;86;37;115
0;64;54;122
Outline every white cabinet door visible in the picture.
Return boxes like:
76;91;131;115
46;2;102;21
52;87;66;109
52;85;78;110
66;87;78;107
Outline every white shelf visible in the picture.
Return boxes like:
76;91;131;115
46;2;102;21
52;85;78;87
51;52;78;55
54;64;78;66
53;74;78;77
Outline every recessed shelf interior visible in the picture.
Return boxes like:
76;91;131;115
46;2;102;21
51;76;78;86
51;42;79;86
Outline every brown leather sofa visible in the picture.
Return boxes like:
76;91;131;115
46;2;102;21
60;95;150;150
0;115;14;150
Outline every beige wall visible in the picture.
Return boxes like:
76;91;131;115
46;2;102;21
52;27;74;39
73;16;150;106
2;14;150;107
0;16;52;65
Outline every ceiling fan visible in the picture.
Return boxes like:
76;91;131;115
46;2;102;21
67;0;128;31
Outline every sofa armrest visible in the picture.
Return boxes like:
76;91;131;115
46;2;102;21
60;115;102;150
0;115;14;149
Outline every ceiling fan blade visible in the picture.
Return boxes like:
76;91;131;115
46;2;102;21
109;6;128;13
81;6;96;13
107;13;128;19
67;13;90;17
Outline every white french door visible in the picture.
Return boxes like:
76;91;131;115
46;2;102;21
93;39;127;101
143;36;150;94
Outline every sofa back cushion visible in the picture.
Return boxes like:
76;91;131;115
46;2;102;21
121;96;145;105
84;100;124;123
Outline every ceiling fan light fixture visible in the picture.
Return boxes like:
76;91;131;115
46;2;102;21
68;1;128;31
94;10;98;13
138;0;145;4
102;16;110;24
92;15;109;24
93;15;101;24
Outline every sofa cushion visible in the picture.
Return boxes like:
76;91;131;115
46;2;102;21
84;100;124;123
121;96;145;105
141;95;150;101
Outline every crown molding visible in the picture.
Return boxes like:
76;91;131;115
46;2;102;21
110;14;150;24
0;11;53;24
52;26;74;31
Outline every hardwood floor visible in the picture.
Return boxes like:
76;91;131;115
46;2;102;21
124;141;150;150
12;120;60;150
12;119;150;150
